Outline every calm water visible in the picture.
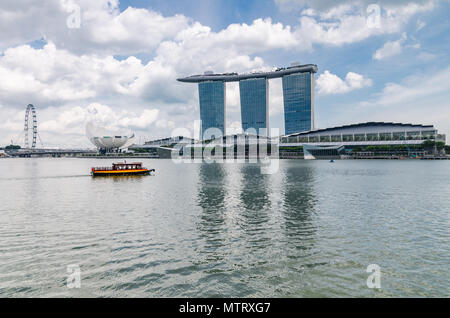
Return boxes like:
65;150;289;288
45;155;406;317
0;158;448;298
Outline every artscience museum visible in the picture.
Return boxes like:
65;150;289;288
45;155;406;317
86;122;136;152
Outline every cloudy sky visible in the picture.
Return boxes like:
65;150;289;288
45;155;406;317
0;0;449;148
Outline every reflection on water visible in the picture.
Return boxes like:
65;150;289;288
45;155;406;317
196;164;228;264
197;164;227;213
238;165;272;252
282;163;317;251
92;175;147;183
239;165;271;212
0;158;449;297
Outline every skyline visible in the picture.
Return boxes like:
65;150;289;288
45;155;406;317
0;0;449;148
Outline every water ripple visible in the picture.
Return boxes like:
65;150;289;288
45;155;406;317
0;159;448;297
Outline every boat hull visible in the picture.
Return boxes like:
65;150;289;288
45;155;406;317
91;169;154;177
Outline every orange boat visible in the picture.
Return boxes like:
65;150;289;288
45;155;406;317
91;162;155;177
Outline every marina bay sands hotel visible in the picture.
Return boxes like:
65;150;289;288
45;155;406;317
177;63;318;139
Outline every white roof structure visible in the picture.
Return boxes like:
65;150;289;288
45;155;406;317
177;64;318;82
86;122;136;150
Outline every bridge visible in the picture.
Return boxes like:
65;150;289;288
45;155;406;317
5;148;97;157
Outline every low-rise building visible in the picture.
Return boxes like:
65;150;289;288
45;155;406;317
281;122;445;145
280;122;446;159
145;136;195;147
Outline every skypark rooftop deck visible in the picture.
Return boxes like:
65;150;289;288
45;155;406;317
177;64;318;83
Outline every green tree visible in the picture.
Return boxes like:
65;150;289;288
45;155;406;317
422;140;435;151
5;145;21;150
435;142;445;151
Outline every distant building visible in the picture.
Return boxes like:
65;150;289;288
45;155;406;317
198;81;226;139
282;72;315;134
239;78;269;134
178;64;318;138
178;64;447;160
302;145;345;160
86;122;135;152
280;122;445;145
144;136;195;147
139;122;445;160
280;122;446;159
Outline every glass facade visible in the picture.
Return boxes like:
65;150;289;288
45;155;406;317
282;72;314;135
198;81;226;139
239;78;268;134
279;128;441;143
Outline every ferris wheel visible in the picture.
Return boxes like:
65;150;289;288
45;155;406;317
24;104;38;149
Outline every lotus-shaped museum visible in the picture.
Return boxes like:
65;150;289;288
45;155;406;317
86;122;136;151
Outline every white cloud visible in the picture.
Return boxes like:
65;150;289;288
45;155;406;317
157;18;301;77
228;121;243;135
316;70;372;94
373;33;422;60
39;103;160;133
363;67;450;107
275;0;435;12
0;41;199;110
0;1;301;57
293;2;434;48
356;66;450;141
0;42;139;106
268;78;284;116
417;51;437;61
0;0;190;55
117;109;159;129
226;82;241;112
1;0;433;57
373;33;407;60
155;119;176;130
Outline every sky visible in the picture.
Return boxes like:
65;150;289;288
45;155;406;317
0;0;449;148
